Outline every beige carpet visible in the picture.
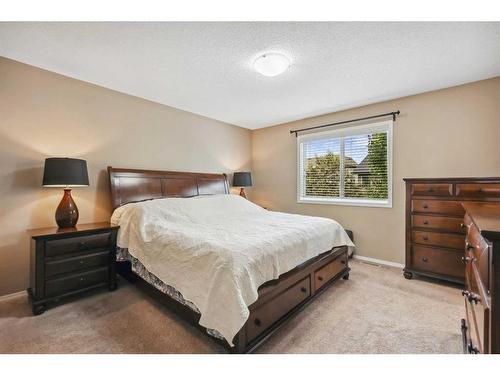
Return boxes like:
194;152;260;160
0;260;463;354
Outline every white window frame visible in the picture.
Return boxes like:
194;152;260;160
297;119;393;208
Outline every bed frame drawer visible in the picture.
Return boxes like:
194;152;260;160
246;276;311;343
314;252;347;291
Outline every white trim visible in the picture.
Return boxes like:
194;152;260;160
353;254;404;269
296;119;393;208
0;290;27;302
299;196;391;208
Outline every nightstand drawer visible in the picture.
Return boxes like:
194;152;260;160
45;267;109;297
45;232;111;257
45;251;109;278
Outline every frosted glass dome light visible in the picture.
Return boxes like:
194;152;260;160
253;53;290;77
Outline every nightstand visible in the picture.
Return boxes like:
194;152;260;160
27;222;119;315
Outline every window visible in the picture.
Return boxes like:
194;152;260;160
297;120;393;207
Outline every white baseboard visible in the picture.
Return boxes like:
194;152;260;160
353;254;404;269
0;290;27;302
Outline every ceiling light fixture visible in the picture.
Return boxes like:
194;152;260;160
253;53;290;77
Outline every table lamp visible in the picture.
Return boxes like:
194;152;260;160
233;172;252;199
42;158;89;228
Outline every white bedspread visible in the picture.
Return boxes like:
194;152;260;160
111;194;354;344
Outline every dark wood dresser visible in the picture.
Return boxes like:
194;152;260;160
461;203;500;354
404;177;500;284
27;222;119;315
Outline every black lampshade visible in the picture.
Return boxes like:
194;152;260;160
42;158;89;187
233;172;252;187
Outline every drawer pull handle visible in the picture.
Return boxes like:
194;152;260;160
460;223;466;229
428;188;434;192
80;277;84;282
340;259;346;264
421;256;428;262
478;188;483;193
468;292;480;304
423;220;429;225
422;203;428;209
422;236;428;241
254;318;262;327
317;276;324;281
300;287;307;293
462;290;476;301
79;260;84;265
461;256;473;264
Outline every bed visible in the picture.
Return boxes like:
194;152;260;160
108;167;354;353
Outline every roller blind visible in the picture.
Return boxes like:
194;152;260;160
298;120;392;207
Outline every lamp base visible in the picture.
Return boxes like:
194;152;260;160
55;189;79;228
239;187;247;199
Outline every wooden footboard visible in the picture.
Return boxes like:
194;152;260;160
117;245;349;353
232;245;349;353
117;246;349;354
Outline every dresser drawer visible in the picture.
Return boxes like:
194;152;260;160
246;276;311;343
465;253;490;308
45;232;112;257
464;270;489;354
465;297;481;354
411;199;465;216
466;221;489;253
466;225;490;289
45;250;109;278
411;245;464;279
411;183;453;197
456;183;500;199
411;215;465;233
314;252;347;290
45;267;109;297
412;230;465;250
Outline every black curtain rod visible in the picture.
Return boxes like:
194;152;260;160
290;110;400;137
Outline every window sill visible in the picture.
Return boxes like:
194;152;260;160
297;196;392;208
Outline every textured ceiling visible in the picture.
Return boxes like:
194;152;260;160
0;22;499;129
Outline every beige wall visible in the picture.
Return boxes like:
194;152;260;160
0;57;252;296
251;77;500;265
1;55;499;297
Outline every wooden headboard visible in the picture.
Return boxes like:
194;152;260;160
108;167;229;210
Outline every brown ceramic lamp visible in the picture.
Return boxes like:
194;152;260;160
42;158;89;228
233;172;252;199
